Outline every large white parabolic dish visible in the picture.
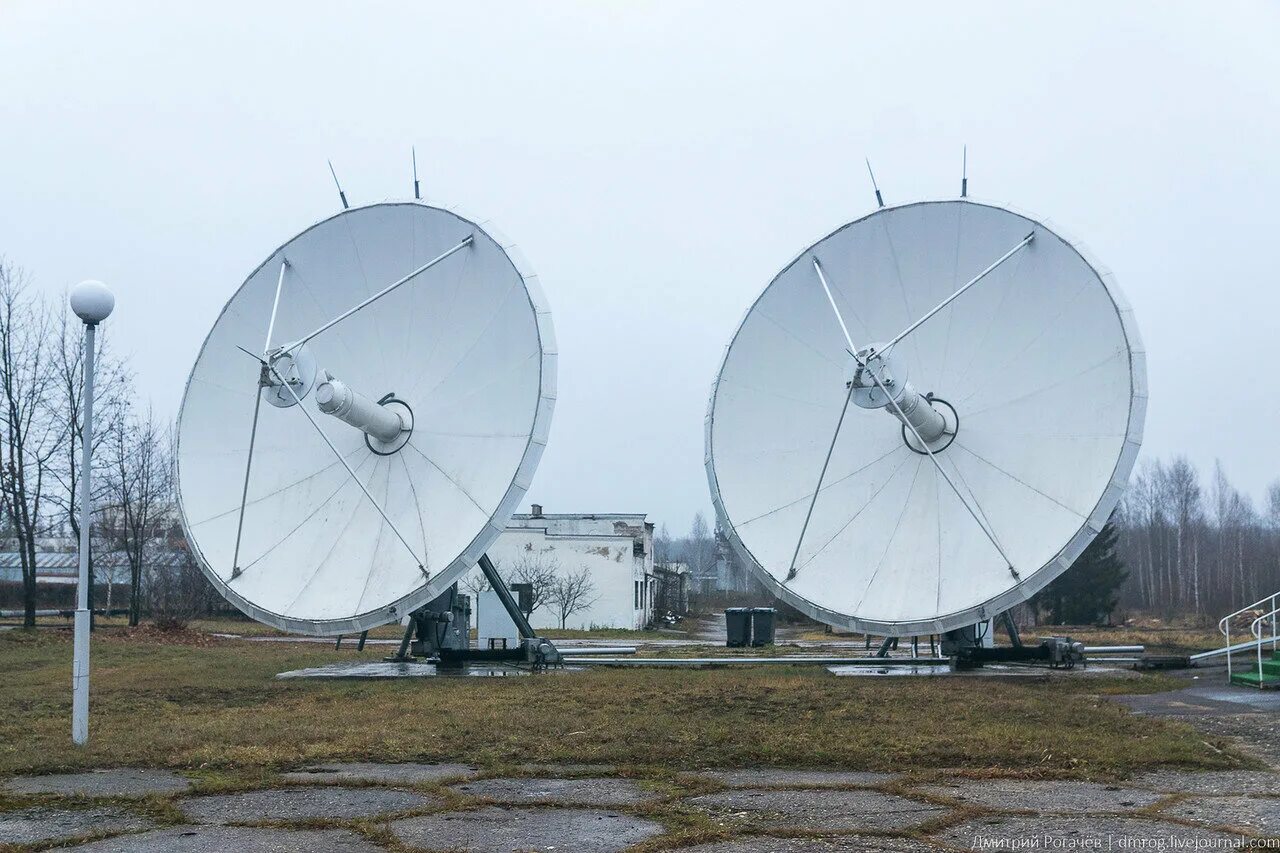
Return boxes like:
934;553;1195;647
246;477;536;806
706;199;1145;636
177;202;555;635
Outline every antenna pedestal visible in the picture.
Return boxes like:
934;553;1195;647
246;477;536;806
383;554;561;671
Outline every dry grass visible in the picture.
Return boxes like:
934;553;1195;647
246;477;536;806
0;626;1251;783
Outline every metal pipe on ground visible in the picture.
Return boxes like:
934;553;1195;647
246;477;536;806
562;656;952;667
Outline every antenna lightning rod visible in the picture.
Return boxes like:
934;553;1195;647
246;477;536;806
865;158;884;208
328;160;350;210
412;147;421;200
961;145;968;198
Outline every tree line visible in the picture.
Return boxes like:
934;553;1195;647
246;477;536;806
1114;456;1280;620
0;259;212;628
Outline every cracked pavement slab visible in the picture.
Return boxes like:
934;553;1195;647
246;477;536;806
692;769;899;788
389;806;664;852
686;787;947;832
178;785;437;824
915;778;1165;812
279;761;479;785
4;768;191;797
0;806;151;846
450;776;660;807
936;815;1239;848
57;825;385;852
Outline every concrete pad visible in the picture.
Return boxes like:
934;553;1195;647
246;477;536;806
916;778;1163;812
276;661;540;679
1172;795;1280;832
280;761;478;785
514;763;617;776
677;838;936;852
936;815;1237;849
4;768;191;797
390;806;664;852
1131;768;1280;795
686;788;946;832
0;806;150;845
178;785;437;824
62;825;384;851
451;777;658;806
693;769;898;788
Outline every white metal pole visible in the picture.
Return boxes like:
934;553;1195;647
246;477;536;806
71;322;96;745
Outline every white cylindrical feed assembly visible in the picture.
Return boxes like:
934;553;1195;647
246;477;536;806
883;381;947;443
315;374;403;443
847;347;948;445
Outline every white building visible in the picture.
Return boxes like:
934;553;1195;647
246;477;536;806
479;506;655;630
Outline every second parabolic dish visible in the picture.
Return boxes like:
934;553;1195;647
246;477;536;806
176;202;555;635
706;199;1145;636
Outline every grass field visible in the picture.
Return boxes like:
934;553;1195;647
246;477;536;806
0;625;1252;783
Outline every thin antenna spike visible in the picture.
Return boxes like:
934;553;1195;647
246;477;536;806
961;145;968;198
412;147;421;200
328;159;350;210
865;158;885;208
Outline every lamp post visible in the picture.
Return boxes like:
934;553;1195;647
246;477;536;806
69;280;114;746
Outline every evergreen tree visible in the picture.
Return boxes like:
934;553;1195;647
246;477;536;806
1033;518;1128;625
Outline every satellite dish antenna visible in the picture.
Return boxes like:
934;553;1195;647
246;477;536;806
705;199;1145;637
177;202;555;635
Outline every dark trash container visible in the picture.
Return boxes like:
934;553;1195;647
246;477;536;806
749;607;776;646
725;608;751;648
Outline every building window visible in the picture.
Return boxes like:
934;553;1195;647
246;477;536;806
634;580;640;610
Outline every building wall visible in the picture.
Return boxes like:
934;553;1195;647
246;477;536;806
475;512;655;630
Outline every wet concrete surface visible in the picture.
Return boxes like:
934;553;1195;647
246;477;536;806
274;661;548;678
1113;676;1280;768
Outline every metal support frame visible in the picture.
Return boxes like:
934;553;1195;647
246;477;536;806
998;611;1023;648
383;553;559;669
335;630;369;651
808;258;1020;580
277;236;473;357
879;231;1034;358
478;553;536;640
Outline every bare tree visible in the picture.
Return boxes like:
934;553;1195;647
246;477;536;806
0;262;62;627
47;305;129;625
686;512;715;580
506;553;559;619
549;565;599;629
104;406;171;626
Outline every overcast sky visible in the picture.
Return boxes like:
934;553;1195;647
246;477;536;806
2;2;1277;534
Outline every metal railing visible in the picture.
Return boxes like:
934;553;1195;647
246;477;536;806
1220;591;1279;680
1247;604;1280;688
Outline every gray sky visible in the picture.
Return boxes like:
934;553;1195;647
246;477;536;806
3;1;1278;533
